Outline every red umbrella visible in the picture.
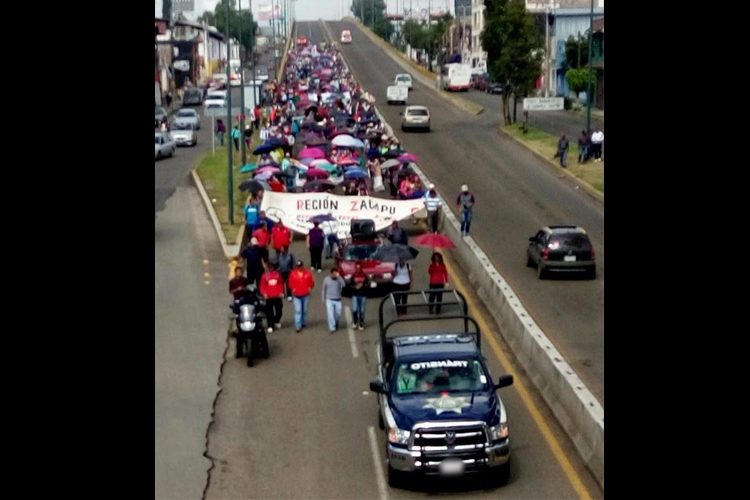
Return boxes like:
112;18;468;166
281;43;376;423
337;157;359;166
398;153;420;163
299;147;326;159
413;232;455;249
305;168;330;180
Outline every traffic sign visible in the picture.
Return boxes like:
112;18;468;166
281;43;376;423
523;97;564;111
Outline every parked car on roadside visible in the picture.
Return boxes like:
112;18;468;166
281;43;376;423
526;225;596;279
155;131;176;160
486;82;504;94
170;122;198;147
172;108;201;129
400;105;431;132
155;105;167;127
471;73;490;91
183;88;203;105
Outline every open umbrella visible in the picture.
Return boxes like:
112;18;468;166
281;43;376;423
264;137;286;147
239;179;264;193
239;163;257;173
255;165;281;175
371;244;419;262
344;168;368;180
254;171;274;181
302;180;336;192
305;135;328;146
383;149;403;159
337;157;360;166
413;233;455;249
380;159;401;170
397;166;417;179
299;147;326;159
253;143;277;155
308;213;337;224
305;167;330;180
398;153;420;163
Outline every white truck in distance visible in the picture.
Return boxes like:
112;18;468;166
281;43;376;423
442;63;472;92
386;85;408;105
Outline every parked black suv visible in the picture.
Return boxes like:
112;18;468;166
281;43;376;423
526;225;596;279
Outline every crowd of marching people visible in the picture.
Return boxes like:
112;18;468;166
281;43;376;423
228;41;478;343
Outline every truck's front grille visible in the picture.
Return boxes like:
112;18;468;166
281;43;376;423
409;421;490;473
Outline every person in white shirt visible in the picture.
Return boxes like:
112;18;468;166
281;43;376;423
423;184;443;233
590;129;604;162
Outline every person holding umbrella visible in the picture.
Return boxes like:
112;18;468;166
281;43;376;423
427;253;449;315
350;262;370;330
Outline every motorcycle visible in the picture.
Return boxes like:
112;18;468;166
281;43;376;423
229;286;270;367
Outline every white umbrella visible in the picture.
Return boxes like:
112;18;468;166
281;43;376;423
331;134;365;148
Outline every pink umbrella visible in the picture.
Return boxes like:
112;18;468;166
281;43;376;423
305;168;330;180
255;165;281;176
299;147;326;160
337;158;359;166
398;153;420;163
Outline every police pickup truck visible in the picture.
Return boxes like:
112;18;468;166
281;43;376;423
369;290;514;488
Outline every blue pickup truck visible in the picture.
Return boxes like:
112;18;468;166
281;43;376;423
369;289;514;488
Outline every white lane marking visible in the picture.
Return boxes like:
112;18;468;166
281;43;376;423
344;305;359;358
368;426;388;500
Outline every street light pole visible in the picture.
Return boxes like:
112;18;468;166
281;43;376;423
545;1;549;97
586;0;593;133
239;0;247;166
226;0;234;225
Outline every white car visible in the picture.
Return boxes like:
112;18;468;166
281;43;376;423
394;73;413;90
155;132;176;160
172;108;200;129
340;30;352;44
170;123;198;147
401;105;431;132
204;93;227;111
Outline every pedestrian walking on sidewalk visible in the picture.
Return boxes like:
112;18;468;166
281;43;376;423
216;119;226;146
556;134;570;168
322;268;346;333
578;129;590;163
288;260;315;333
456;185;475;237
232;124;241;152
591;128;604;162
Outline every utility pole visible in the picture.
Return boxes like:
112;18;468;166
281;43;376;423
545;0;549;97
371;0;374;27
586;0;593;133
271;0;277;80
225;0;234;225
238;0;247;166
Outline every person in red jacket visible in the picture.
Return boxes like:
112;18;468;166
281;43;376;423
259;261;285;333
271;219;292;257
252;221;270;248
427;252;449;314
288;259;315;333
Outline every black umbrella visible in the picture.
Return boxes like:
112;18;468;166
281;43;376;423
302;180;336;192
383;149;403;159
309;213;337;224
274;170;296;179
239;179;264;193
264;137;285;147
253;143;277;155
397;166;416;179
371;244;419;262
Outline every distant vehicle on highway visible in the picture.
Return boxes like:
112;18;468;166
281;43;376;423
486;82;504;95
470;73;490;91
401;105;431;132
170;122;198;147
340;29;352;44
442;63;472;92
172;108;201;129
183;88;203;105
155;131;176;160
204;93;227;111
386;85;408;105
394;73;413;90
155;105;167;127
296;35;308;47
526;225;596;279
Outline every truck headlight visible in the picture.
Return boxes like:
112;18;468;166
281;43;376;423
387;427;411;445
382;273;392;279
489;423;509;441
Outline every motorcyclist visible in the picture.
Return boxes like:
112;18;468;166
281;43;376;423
229;267;264;358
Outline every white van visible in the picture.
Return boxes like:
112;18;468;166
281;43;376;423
394;73;413;90
442;63;472;92
386;85;408;105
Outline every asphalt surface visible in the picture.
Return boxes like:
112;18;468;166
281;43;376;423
155;53;271;499
324;20;605;403
203;22;603;499
460;88;604;142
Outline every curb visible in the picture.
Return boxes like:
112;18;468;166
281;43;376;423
499;127;604;203
333;30;604;488
191;169;240;259
341;17;484;116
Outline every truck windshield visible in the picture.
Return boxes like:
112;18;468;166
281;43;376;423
393;359;489;395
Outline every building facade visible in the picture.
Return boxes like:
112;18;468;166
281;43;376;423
470;0;487;71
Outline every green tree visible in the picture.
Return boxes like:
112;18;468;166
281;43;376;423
198;0;257;61
352;0;387;28
163;0;172;22
480;0;544;124
564;34;588;70
565;67;595;103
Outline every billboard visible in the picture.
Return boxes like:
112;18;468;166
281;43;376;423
257;2;282;20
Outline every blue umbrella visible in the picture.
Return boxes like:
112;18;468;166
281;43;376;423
344;168;368;180
264;137;285;147
253;143;277;155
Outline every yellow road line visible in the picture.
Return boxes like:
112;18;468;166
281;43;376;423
443;253;594;500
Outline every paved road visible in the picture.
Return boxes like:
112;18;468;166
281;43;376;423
325;20;605;403
204;22;602;499
460;88;604;142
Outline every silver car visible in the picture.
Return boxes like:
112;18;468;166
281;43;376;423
170;122;198;147
400;105;431;132
172;108;200;129
155;132;176;160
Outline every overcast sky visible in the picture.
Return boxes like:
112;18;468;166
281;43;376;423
155;0;457;22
